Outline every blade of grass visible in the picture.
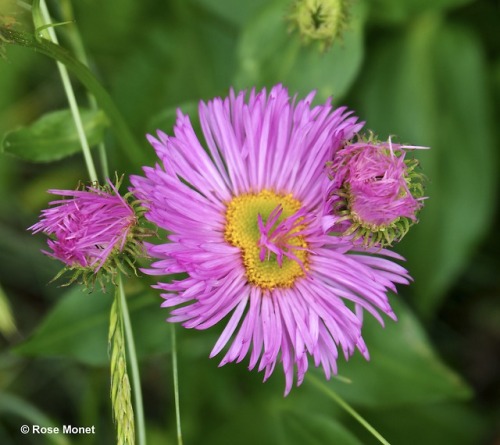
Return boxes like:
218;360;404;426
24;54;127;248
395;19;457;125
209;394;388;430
33;0;98;182
171;324;183;445
58;0;109;179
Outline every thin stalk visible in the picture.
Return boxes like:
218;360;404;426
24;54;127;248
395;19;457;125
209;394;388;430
170;324;183;445
37;0;98;182
119;276;146;445
89;96;109;177
58;0;109;179
308;374;391;445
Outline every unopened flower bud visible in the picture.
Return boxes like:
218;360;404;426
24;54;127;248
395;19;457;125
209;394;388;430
29;176;149;287
327;136;426;246
288;0;349;51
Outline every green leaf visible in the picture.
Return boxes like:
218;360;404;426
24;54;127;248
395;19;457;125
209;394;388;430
14;285;170;366
353;16;496;315
1;108;109;163
197;388;359;445
361;402;488;445
235;0;367;101
321;297;472;407
278;409;363;445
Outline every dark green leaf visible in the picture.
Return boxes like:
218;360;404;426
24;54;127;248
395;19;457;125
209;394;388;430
14;285;170;366
1;108;109;163
278;409;363;445
361;402;488;445
195;386;351;445
318;297;472;407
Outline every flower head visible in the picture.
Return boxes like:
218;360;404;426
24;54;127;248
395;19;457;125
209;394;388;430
327;137;426;246
132;85;413;394
29;178;144;286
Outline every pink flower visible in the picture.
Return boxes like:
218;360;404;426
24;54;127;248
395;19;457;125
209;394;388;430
29;180;137;272
132;85;412;394
327;138;425;246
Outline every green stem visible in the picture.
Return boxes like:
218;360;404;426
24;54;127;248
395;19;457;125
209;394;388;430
308;374;391;445
170;324;183;445
119;276;146;445
58;0;109;179
0;27;145;167
35;0;98;182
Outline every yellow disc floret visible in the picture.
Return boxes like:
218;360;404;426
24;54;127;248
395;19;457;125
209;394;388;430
224;190;310;290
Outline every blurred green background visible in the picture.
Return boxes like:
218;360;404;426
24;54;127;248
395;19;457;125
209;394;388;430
0;0;499;443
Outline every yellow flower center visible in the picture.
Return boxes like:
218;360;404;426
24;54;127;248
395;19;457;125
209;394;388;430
224;189;309;290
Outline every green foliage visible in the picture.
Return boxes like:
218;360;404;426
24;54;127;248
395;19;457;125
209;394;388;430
1;108;109;163
0;0;498;443
14;286;171;366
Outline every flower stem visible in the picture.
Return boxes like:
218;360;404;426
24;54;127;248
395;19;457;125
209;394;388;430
170;324;183;445
308;374;391;445
35;0;98;183
119;276;146;445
